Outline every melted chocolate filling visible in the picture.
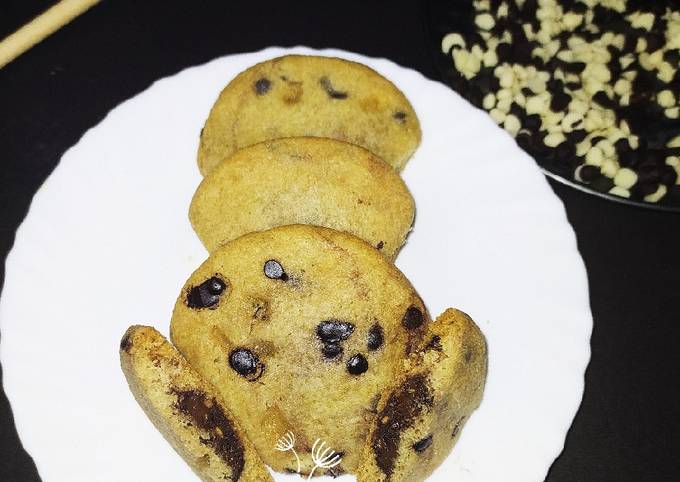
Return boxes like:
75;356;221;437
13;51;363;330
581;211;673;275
372;374;433;478
173;390;245;480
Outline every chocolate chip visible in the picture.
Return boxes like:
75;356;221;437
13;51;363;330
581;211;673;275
523;114;541;131
264;259;288;281
554;141;576;163
120;332;133;353
635;181;660;197
347;354;369;375
376;240;385;250
663;50;679;65
229;349;264;381
569;130;588;143
319;77;348;99
367;324;384;351
590;174;615;193
575;165;599;183
402;306;424;330
425;335;443;351
317;320;355;344
254;78;271;95
393;111;407;123
550;92;571;112
660;165;678;186
186;276;227;309
412;435;433;452
592;91;614;109
322;343;343;360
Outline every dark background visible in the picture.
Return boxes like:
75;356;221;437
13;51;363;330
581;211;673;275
1;1;678;481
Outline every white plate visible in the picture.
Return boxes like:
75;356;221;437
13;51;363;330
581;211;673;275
0;47;592;482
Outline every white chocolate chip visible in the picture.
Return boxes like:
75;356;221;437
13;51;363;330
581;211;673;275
658;90;676;108
668;136;680;148
649;49;664;66
483;48;499;67
561;112;582;132
453;49;481;79
498;2;509;17
614;79;632;96
622;70;637;81
657;62;675;83
471;45;485;60
619;55;635;69
569;99;589;115
644;184;667;203
601;158;619;178
620;120;631;135
614;168;638;189
585;147;604;166
562;12;583;30
475;13;496;30
526;95;546;114
504;114;521;136
490;108;506;124
496;98;512;113
497;88;513;100
557;50;574;62
544;132;566;147
588;64;611;83
441;33;466;53
626;12;655;31
665;107;680;119
609;186;631;198
596;139;615;158
576;140;591;157
483;92;497;110
499;70;515;88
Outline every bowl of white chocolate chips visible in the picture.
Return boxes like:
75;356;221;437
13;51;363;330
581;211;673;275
423;0;680;210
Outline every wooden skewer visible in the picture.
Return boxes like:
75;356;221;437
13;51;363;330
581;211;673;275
0;0;100;70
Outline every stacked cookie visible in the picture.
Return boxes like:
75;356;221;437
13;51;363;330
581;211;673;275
120;55;487;482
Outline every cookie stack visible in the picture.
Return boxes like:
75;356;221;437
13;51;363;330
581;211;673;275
120;55;487;482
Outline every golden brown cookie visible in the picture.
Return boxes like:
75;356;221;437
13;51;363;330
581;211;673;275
197;55;421;175
356;308;487;482
169;225;432;475
119;325;273;482
189;137;415;259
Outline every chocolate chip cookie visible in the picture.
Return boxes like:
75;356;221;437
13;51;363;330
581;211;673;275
190;137;415;259
197;55;421;175
119;325;273;482
165;225;486;478
356;308;487;481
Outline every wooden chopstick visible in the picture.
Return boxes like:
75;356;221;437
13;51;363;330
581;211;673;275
0;0;100;70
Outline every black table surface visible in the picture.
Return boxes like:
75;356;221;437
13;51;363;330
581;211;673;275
1;1;678;481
